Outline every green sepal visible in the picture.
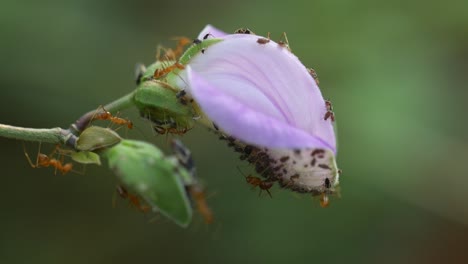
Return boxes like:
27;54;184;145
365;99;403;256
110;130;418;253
133;80;195;130
75;126;122;151
178;38;223;65
70;151;101;165
104;139;193;227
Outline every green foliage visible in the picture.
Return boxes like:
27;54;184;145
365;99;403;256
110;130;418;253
104;139;193;227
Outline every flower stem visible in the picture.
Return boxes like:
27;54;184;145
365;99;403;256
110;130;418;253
69;91;136;134
0;91;136;148
0;124;72;144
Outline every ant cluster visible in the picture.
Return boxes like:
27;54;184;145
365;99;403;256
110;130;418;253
215;126;340;207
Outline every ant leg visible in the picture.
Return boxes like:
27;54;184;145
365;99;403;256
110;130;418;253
23;142;38;168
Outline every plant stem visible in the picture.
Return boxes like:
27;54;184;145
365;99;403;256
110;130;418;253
0;124;73;144
0;91;136;149
69;91;136;134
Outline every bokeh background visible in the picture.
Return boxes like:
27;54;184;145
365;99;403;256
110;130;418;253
1;0;467;263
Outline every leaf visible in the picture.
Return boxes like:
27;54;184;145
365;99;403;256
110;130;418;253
75;126;122;151
70;151;101;165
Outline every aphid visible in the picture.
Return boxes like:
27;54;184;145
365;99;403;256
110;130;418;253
311;149;325;157
153;62;185;79
192;34;213;54
307;68;320;85
257;32;271;45
324;100;335;122
175;90;190;105
24;144;74;175
277;32;291;51
203;33;214;40
237;167;273;198
324;178;331;189
116;185;151;213
92;106;133;129
284;174;300;187
153;126;191;136
318;164;332;170
234;28;255;34
319;193;329;208
188;185;213;224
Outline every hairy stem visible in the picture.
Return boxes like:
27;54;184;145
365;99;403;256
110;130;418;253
0;124;74;144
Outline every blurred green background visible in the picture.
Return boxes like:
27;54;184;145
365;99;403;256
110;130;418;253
1;0;467;263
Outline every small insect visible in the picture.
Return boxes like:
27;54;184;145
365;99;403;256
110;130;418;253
154;62;185;79
324;100;335;122
307;68;320;85
192;33;213;54
324;178;331;189
116;185;151;213
153;126;191;135
311;149;325;158
277;32;291;51
188;185;214;224
92;106;133;129
237;167;273;198
24;144;74;175
234;28;255;34
319;193;329;208
257;32;271;45
175;90;189;105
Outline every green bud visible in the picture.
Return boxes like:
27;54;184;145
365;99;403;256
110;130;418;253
104;139;193;227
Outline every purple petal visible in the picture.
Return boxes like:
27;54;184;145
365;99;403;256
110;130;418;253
197;24;228;40
187;67;334;150
185;34;336;153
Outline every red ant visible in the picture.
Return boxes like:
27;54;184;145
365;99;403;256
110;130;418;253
237;167;273;198
172;37;192;58
92;106;133;129
324;100;335;122
319;193;329;208
188;185;214;224
153;62;185;79
116;185;151;213
24;143;74;175
156;37;191;61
